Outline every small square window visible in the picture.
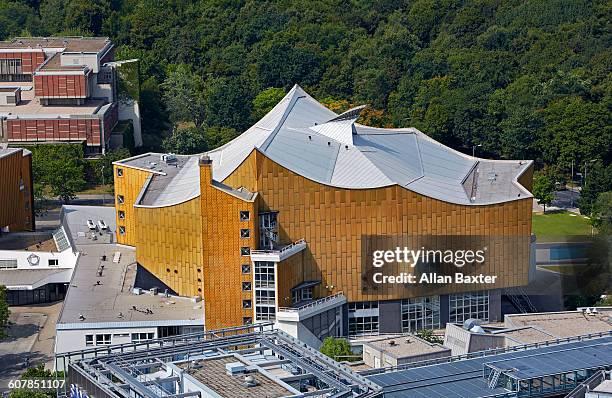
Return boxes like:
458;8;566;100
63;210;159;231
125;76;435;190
243;300;252;309
116;168;123;177
118;210;125;219
85;335;94;347
48;259;59;267
240;228;250;238
241;264;251;274
117;195;124;204
242;282;252;291
243;317;252;325
119;226;126;235
239;211;250;221
240;247;251;256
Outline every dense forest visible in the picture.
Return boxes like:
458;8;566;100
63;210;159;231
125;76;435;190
1;1;610;187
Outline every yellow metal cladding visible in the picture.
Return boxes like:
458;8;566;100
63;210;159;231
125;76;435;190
134;197;203;298
113;164;151;246
200;160;257;330
0;149;34;232
222;150;533;304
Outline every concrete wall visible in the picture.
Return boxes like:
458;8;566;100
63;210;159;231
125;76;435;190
55;326;157;354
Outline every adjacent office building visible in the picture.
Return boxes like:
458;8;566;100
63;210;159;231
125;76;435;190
113;85;534;343
0;147;34;232
0;37;141;155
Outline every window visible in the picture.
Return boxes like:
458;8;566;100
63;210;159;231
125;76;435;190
95;334;112;345
48;259;59;267
119;226;126;235
117;195;124;204
239;211;250;221
348;301;379;336
116;168;123;177
242;300;252;309
243;317;252;325
242;282;252;291
0;259;17;269
256;306;276;321
85;335;94;347
118;210;125;220
240;228;250;238
241;264;251;274
254;261;274;288
131;332;154;343
255;289;275;305
449;291;489;324
301;287;313;301
292;290;299;304
401;296;440;332
240;247;251;256
259;212;278;249
0;58;22;74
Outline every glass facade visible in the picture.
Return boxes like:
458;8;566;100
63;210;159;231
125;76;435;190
401;295;441;332
449;291;489;323
254;261;276;321
348;301;379;336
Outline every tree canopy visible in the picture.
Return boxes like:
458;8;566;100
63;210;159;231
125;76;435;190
1;0;609;184
0;285;9;339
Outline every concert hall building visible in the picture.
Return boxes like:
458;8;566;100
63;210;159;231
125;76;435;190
113;85;533;345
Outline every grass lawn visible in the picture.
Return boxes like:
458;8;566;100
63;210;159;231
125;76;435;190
77;184;113;195
532;211;593;237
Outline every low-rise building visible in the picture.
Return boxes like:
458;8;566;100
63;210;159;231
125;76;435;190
362;335;450;368
0;147;33;232
0;37;141;155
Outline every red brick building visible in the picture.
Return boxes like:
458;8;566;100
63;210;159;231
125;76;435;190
0;37;118;155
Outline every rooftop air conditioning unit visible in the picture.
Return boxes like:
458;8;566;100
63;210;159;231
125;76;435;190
150;287;158;295
161;153;177;163
226;362;246;375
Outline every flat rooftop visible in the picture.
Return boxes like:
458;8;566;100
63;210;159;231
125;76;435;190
365;335;450;359
594;379;612;392
57;205;203;328
366;336;612;398
496;326;556;346
0;83;107;118
179;356;294;398
115;153;202;207
38;52;87;72
0;37;110;53
505;310;612;338
57;243;203;327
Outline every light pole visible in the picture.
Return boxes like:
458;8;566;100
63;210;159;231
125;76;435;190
472;144;482;157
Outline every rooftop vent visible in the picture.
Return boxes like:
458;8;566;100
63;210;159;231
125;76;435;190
161;153;177;163
388;340;397;346
226;362;246;375
244;375;258;387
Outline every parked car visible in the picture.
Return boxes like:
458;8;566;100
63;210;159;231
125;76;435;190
87;219;96;230
98;220;108;230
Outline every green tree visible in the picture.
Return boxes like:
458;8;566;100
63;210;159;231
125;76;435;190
205;126;239;150
95;148;131;187
8;364;64;398
416;329;444;344
533;170;556;213
319;337;355;362
28;144;86;204
162;126;208;155
161;64;206;127
252;87;285;121
0;285;9;339
579;163;612;216
591;192;612;235
203;76;252;132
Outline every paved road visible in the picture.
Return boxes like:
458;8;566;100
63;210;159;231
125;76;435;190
35;194;115;231
0;302;62;393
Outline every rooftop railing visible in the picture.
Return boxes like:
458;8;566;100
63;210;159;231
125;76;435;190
251;238;306;255
278;291;345;313
359;330;612;376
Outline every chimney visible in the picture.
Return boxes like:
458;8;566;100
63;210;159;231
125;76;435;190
199;154;213;185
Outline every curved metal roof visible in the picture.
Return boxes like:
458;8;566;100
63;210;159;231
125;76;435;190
207;85;532;205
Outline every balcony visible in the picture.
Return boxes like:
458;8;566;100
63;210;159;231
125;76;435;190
276;292;347;322
250;238;307;262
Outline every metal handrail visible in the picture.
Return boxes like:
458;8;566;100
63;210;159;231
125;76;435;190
278;292;345;312
251;238;306;254
358;330;612;376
